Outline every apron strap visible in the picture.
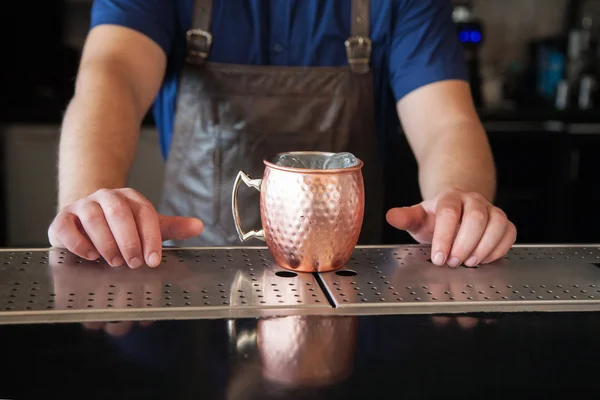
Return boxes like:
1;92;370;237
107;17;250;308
186;0;213;65
347;0;371;74
185;0;370;72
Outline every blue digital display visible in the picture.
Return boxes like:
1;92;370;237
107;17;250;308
459;29;482;44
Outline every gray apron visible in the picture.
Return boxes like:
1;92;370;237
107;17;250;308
159;0;384;247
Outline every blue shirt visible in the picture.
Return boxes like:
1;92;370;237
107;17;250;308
90;0;468;159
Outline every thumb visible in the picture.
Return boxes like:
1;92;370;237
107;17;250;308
385;205;428;234
158;215;204;241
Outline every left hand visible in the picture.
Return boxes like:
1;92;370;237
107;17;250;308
386;189;516;267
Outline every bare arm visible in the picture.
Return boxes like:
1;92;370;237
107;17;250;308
396;80;496;202
58;25;167;208
50;25;203;269
388;79;514;268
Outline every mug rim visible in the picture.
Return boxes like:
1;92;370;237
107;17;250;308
263;151;364;174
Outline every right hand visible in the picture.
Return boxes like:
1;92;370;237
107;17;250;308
48;188;204;268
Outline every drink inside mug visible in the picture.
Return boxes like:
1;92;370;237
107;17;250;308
272;152;360;170
232;151;365;273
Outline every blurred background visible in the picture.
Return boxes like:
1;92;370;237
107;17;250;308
0;0;599;247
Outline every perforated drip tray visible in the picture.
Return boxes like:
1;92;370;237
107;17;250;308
0;245;600;324
0;247;330;324
319;245;600;314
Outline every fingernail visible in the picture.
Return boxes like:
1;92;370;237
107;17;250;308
148;252;160;268
129;257;144;269
447;257;461;268
465;256;478;267
86;251;99;260
432;252;445;265
111;256;125;267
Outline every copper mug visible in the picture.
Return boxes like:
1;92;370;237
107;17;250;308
231;151;364;273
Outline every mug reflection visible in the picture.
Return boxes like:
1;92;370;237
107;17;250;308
257;315;358;387
227;315;358;399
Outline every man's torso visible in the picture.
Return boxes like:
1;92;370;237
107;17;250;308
155;0;396;159
90;0;466;161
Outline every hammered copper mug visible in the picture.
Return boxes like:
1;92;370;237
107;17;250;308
231;151;364;273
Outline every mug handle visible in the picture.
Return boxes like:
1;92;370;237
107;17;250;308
232;171;266;242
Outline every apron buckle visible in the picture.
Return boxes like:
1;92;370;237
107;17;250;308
186;29;213;62
345;36;372;74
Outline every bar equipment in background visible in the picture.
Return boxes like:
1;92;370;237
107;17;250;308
554;15;598;110
453;3;485;108
534;39;567;106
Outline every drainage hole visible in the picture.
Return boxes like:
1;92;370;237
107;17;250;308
335;270;358;277
275;271;298;278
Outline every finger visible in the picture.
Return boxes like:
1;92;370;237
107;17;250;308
431;193;463;266
103;321;134;337
94;190;144;269
482;222;517;264
385;205;428;234
158;215;204;241
463;208;508;267
120;190;163;268
82;321;104;331
456;316;478;330
75;200;124;267
431;316;452;327
447;197;489;267
431;315;478;329
48;211;98;260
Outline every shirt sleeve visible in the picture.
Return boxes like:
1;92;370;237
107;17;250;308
388;0;469;102
90;0;176;56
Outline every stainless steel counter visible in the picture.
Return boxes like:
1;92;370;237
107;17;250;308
1;244;600;324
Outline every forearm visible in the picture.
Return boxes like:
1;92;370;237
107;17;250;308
58;63;143;208
416;120;496;202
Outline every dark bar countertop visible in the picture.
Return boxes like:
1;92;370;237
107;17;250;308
1;312;599;399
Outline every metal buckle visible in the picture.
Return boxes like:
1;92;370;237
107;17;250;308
344;36;372;65
186;29;213;59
